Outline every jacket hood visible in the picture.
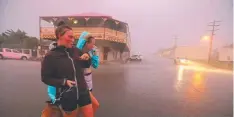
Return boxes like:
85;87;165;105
49;41;58;50
48;46;74;58
75;32;100;69
76;31;91;50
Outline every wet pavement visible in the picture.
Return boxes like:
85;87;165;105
0;56;233;117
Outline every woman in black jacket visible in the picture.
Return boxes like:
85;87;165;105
41;23;94;117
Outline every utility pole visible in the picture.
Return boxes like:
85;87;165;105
207;20;221;63
171;36;178;59
173;36;178;48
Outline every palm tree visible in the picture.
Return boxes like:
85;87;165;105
15;29;28;48
4;29;14;36
3;29;28;48
0;35;4;47
0;33;8;47
22;37;39;49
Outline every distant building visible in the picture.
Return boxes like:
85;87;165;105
159;47;175;58
217;44;233;62
39;12;131;62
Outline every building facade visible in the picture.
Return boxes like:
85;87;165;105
39;12;131;62
217;46;233;62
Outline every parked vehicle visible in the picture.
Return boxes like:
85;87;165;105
0;48;30;60
129;55;142;61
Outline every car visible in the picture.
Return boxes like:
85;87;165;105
0;48;30;60
129;55;142;61
174;58;190;65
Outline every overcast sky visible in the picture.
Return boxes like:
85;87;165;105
0;0;232;54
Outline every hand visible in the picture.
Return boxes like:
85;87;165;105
66;80;76;87
92;46;97;51
93;45;97;49
93;50;97;56
80;53;90;60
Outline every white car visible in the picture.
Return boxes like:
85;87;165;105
174;58;190;65
0;48;30;60
129;55;142;61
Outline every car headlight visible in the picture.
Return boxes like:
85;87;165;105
180;59;188;63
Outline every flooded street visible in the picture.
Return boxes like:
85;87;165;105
0;57;232;117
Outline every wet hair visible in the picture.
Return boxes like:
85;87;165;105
85;35;95;44
55;21;72;39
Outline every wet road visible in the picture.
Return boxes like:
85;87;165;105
0;57;233;117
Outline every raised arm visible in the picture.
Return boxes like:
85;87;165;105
73;47;91;68
89;49;99;69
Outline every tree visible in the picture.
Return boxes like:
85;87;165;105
0;35;4;47
22;37;39;49
0;33;8;48
4;29;28;47
15;29;28;46
1;29;38;49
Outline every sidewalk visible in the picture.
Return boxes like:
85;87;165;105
192;60;233;71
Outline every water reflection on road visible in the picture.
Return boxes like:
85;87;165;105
174;64;232;116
